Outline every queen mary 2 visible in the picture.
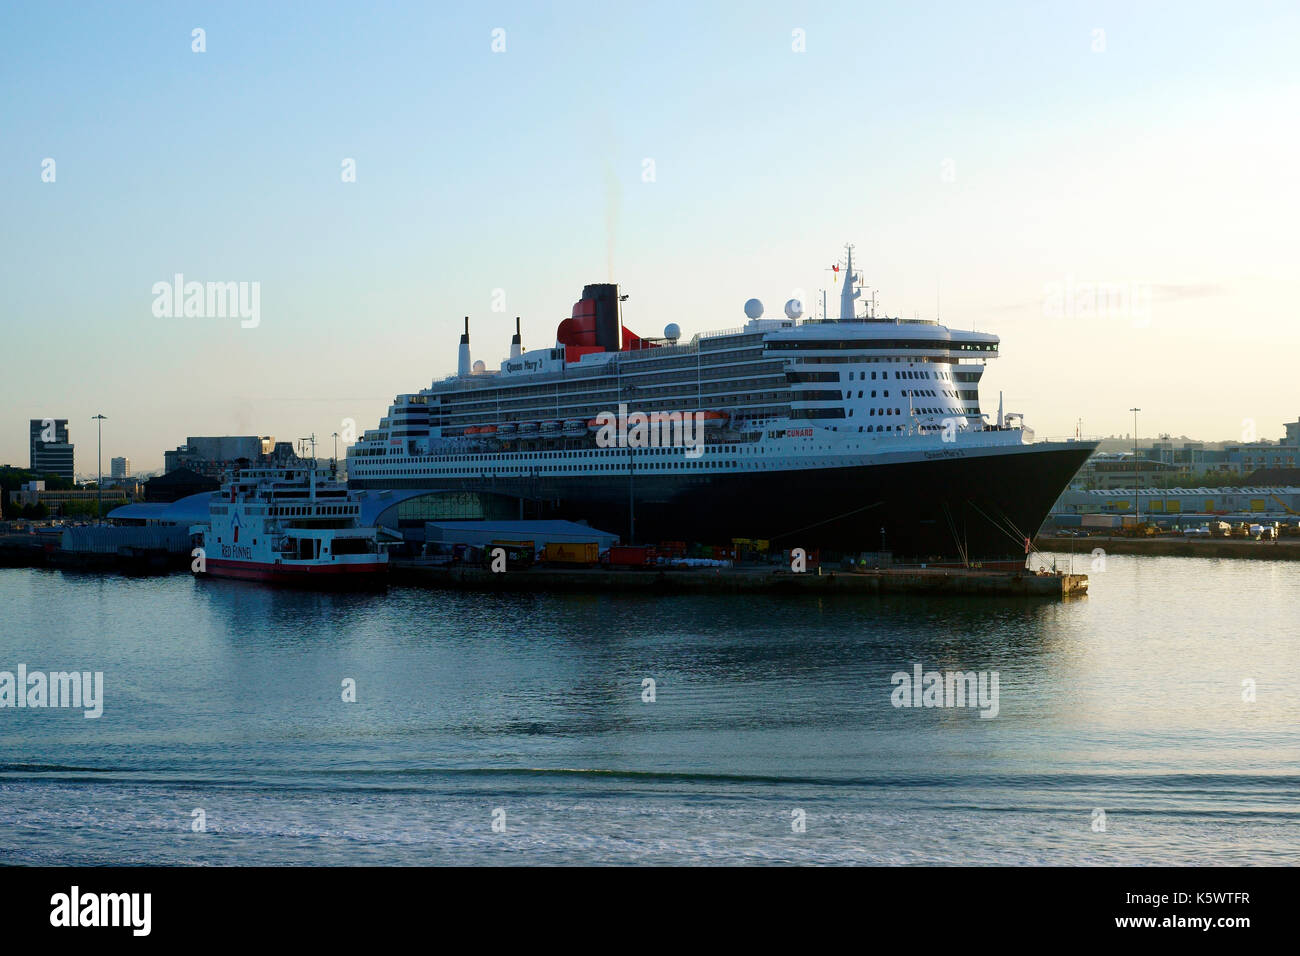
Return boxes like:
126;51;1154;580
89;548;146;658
347;247;1097;564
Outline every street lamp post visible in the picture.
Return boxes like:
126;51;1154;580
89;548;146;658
1129;407;1141;523
92;414;107;523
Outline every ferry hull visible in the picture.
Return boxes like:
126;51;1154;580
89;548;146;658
198;558;389;588
351;442;1094;562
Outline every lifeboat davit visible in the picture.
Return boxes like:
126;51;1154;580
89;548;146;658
698;410;730;428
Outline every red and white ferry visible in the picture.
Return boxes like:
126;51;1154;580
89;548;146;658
193;464;388;586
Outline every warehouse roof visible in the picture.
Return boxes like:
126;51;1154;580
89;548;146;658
107;491;215;524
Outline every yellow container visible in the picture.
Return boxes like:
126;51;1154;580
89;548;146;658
543;542;598;564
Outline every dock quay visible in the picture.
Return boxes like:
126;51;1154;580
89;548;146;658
0;529;190;574
1034;534;1300;561
390;561;1089;598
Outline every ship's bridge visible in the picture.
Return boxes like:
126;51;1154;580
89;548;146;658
759;317;999;437
762;320;999;355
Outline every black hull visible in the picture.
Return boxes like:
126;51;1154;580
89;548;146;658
352;443;1094;562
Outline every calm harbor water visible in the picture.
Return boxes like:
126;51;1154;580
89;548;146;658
0;554;1296;865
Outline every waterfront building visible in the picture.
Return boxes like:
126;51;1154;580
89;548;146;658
28;419;75;482
162;436;306;481
143;467;221;502
1053;485;1300;518
1068;452;1177;491
7;480;129;516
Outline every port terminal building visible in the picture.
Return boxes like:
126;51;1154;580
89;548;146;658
1051;486;1300;520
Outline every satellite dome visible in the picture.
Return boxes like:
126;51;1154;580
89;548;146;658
663;323;681;342
784;299;804;319
472;359;486;373
743;298;764;319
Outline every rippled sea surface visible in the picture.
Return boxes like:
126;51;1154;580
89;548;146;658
1;554;1297;865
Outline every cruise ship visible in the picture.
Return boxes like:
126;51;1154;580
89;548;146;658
348;247;1096;563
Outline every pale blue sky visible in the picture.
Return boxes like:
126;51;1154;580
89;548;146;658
3;1;1298;472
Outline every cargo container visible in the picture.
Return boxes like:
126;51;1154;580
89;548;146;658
607;545;656;567
485;541;534;568
543;541;599;565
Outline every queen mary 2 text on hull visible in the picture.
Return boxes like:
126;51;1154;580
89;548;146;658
347;247;1097;562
